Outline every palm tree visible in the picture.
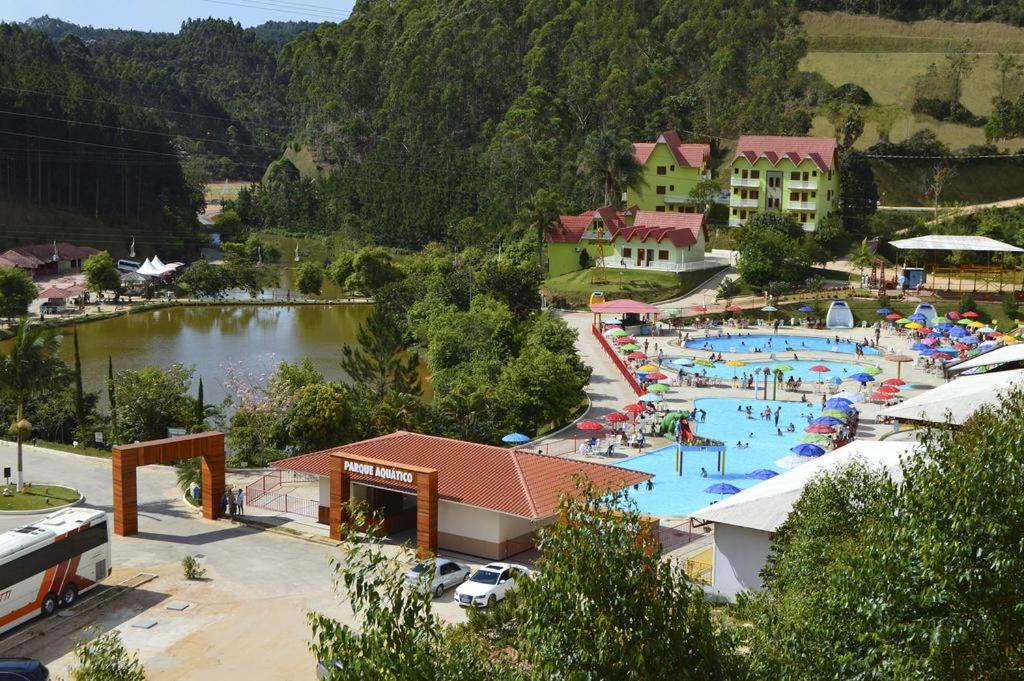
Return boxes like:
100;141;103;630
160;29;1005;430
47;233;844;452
850;238;874;282
523;189;564;273
576;130;644;207
0;319;62;489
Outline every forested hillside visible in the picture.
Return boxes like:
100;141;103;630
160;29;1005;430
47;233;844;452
234;0;809;247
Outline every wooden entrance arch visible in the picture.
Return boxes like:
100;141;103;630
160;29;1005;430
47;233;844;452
329;453;438;558
112;432;226;536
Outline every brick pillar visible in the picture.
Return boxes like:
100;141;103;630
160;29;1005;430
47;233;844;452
329;457;349;541
202;453;225;520
416;470;438;559
112;448;138;536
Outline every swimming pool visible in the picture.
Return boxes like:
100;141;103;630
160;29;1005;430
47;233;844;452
683;333;881;355
661;358;872;383
614;397;825;516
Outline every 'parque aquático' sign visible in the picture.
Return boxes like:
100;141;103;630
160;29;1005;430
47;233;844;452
343;459;415;484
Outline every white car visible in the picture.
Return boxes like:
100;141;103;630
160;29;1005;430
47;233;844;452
403;558;471;598
453;562;531;608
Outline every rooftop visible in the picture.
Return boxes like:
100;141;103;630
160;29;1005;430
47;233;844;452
889;235;1024;252
632;131;710;168
878;368;1024;426
272;431;651;519
547;207;706;247
733;135;838;172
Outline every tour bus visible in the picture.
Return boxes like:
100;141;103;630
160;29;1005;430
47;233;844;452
0;508;111;636
116;258;140;273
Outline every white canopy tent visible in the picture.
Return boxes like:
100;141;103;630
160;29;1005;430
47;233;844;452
135;256;180;277
889;235;1024;253
878;368;1024;426
946;343;1024;377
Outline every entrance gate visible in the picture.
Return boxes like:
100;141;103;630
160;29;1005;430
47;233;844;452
112;432;226;536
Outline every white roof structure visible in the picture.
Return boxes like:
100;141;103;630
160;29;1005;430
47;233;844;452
135;256;178;277
878;368;1024;426
151;255;166;269
889;235;1023;252
690;440;915;533
947;343;1024;376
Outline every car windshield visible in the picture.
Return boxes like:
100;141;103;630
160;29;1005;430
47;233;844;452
470;569;500;585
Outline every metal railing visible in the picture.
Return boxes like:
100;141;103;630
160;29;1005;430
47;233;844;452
592;325;646;397
247;490;320;518
685;556;713;585
602;259;724;273
245;469;320;519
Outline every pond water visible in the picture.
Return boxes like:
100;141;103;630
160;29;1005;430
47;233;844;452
683;333;881;355
19;303;420;406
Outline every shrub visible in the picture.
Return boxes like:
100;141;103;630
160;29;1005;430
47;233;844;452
182;555;206;580
578;249;591;269
959;292;977;313
877;294;891;309
69;629;146;681
1002;292;1018;321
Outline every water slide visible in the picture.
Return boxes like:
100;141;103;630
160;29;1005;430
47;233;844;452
678;420;695;442
825;300;854;329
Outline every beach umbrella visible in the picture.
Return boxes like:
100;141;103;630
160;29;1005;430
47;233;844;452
603;412;629;423
869;391;892;402
607;328;628;337
820;409;850;419
761;305;778;312
877;308;893;315
877;385;900;394
647;383;670;393
705;483;741;495
621;344;639;352
799;305;814;313
725;360;746;367
812;416;845;427
791;443;826;457
627;351;647;360
884;378;906;386
638;393;664;403
968;321;985;328
926;332;943;338
805;423;837;434
905;322;923;330
773;364;795;371
829;376;843;385
824;397;853;407
910;342;930;351
979;340;1000;350
957;319;974;325
776;455;814;469
935;321;954;329
848;372;876;383
932;347;957;355
885;353;913;379
954;342;970;351
577;421;604;432
920;337;938;346
809;364;831;374
834;391;865;403
646;371;668;380
885;313;902;321
930;317;945;326
895;318;912;325
959;335;979;344
692;305;708;312
908;313;927;322
947;311;962;320
638;363;658;371
726;305;743;313
919;348;937;356
613;336;635;344
747;469;779;480
623;404;646;414
962;310;980;318
694;358;715;368
859;365;883;375
918;327;933;334
502;432;531;444
798;433;832;444
987;330;1003;337
948;326;968;337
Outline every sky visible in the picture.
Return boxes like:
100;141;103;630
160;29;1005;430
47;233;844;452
0;0;356;32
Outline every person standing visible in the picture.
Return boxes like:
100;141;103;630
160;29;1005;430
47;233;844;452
220;491;228;517
236;487;245;516
228;490;237;518
774;406;781;426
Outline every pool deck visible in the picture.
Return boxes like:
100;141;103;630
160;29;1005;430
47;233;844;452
547;311;945;566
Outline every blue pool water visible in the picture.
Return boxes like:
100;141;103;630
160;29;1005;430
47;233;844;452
661;358;872;383
614;397;824;516
683;333;881;355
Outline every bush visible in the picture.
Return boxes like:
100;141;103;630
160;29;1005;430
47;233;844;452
578;248;591;269
877;294;891;309
1002;292;1018;320
69;629;146;681
959;292;977;313
182;555;206;580
829;83;873;106
911;98;986;126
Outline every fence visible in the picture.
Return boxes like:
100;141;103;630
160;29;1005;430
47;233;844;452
684;546;714;585
246;490;320;518
592;324;646;397
245;469;321;519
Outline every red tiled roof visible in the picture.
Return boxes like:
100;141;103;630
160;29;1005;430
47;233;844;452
0;243;98;269
271;431;650;519
546;207;626;244
612;211;706;248
632;131;710;168
589;299;661;314
733;135;837;172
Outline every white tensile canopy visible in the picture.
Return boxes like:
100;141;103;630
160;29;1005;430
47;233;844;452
878;368;1024;426
151;255;166;270
136;257;161;276
889;235;1024;253
947;344;1024;376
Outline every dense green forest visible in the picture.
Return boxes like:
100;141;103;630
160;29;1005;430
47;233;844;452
798;0;1024;25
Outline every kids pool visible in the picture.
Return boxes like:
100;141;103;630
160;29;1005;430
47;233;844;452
614;397;825;516
683;333;881;355
661;358;873;383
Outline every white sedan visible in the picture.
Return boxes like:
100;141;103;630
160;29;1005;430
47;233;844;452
403;558;471;598
453;562;532;608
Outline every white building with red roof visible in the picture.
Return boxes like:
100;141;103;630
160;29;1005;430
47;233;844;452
727;135;840;232
271;431;651;560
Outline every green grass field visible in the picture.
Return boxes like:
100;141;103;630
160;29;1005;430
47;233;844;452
869;158;1024;206
205;181;252;203
542;266;728;307
0;483;80;511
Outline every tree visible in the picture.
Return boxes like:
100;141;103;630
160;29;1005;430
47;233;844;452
341;305;421;402
496;347;588;435
995;53;1022;100
0;320;62;488
944;40;976;116
112;364;194;443
576;130;644;207
715;277;742;303
689;177;723;214
0;266;37;319
296;262;325;296
83;251;122;298
522;188;563;272
72;326;86;438
175;260;230;298
839;149;878;227
925;163;957;222
850;237;874;281
735;221;807;288
194;377;205;430
839;106;864;149
69;629;146;681
286;382;355;452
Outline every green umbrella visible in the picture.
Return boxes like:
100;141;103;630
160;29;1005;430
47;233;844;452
648;383;670;393
957;319;973;325
621;343;639;351
820;409;850;420
665;308;681;316
858;365;883;376
773;364;795;371
930;317;945;326
608;328;628;337
799;433;831;444
694;358;715;367
895;318;911;325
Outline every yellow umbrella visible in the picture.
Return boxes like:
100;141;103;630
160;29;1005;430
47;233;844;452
725;360;746;367
968;321;985;328
638;364;658;372
1005;335;1019;344
905;322;923;330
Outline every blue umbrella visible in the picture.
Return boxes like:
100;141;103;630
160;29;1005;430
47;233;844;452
911;342;929;351
824;401;855;412
908;313;927;322
747;469;779;480
829;376;842;385
811;416;845;427
935;322;954;330
919;348;937;356
848;373;876;383
790;443;826;457
825;398;853;407
502;432;531;444
705;483;741;495
960;336;979;345
877;308;892;315
949;326;968;337
978;341;999;350
926;332;943;338
798;305;814;313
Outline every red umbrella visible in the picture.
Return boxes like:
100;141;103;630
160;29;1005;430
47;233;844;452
947;311;962;320
627;351;647;360
810;365;831;373
883;378;906;386
646;371;668;380
614;336;637;345
805;423;837;434
877;385;900;394
692;305;707;312
577;421;604;431
726;305;743;313
917;327;932;334
988;331;1004;337
954;343;970;350
962;310;980;318
869;391;891;401
885;313;902;320
623;404;646;414
603;412;629;423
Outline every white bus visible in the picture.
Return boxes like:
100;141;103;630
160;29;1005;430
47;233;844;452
0;508;111;636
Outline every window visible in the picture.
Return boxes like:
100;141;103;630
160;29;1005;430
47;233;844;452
658;250;670;260
790;192;799;201
734;168;740;175
623;248;632;257
669;185;674;191
741;169;748;178
657;166;666;175
656;186;666;195
731;208;737;216
810;191;816;199
750;190;759;200
670;165;675;171
812;170;817;177
656;206;665;212
750;170;760;179
768;176;780;188
790;171;800;181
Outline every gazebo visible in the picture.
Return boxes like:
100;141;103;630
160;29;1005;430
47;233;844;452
886;235;1024;296
590;298;661;329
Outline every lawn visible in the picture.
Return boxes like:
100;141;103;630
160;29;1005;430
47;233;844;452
204;181;252;203
802;11;1024;54
542;266;728;307
0;483;81;511
868;158;1024;206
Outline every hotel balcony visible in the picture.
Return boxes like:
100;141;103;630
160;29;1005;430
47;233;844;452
730;176;760;188
787;179;818;190
801;221;817;232
728;216;746;228
786;200;816;211
731;197;759;209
